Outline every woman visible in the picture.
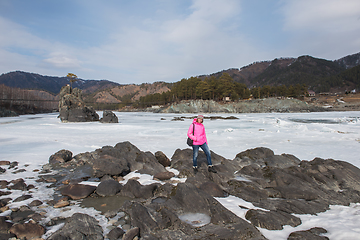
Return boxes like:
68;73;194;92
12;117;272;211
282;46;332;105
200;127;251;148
187;115;217;173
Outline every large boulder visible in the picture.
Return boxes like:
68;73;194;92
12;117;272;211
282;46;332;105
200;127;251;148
61;184;96;200
245;209;301;230
121;182;267;239
9;222;45;240
48;213;103;240
100;110;118;123
49;149;73;165
96;179;122;197
58;85;99;122
155;151;171;167
92;155;130;178
73;141;166;177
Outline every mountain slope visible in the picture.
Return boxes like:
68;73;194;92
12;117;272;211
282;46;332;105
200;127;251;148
0;71;120;94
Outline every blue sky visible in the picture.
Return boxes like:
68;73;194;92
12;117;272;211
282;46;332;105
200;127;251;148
0;0;359;84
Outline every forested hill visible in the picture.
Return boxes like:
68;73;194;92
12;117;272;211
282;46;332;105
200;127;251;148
0;71;120;95
1;52;359;97
206;52;360;92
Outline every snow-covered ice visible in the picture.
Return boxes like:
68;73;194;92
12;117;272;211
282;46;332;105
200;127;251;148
1;111;360;239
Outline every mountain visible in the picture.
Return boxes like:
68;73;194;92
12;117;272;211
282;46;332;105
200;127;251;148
84;82;171;104
203;52;360;92
0;71;120;95
1;51;359;103
335;52;360;69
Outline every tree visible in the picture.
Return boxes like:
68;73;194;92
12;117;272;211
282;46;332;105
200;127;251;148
67;73;78;89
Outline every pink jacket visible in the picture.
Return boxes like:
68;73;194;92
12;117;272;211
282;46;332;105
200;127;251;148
187;118;207;145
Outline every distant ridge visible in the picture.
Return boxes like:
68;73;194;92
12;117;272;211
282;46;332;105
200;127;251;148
204;52;360;92
0;71;120;95
0;52;359;97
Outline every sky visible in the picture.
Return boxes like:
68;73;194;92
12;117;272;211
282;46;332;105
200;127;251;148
0;0;360;84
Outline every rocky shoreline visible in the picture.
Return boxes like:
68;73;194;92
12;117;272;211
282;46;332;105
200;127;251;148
1;141;360;239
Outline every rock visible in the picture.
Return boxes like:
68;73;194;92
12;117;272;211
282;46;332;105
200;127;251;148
237;147;274;160
0;198;11;208
153;171;175;181
9;161;18;169
58;85;99;122
226;179;269;203
0;216;13;233
0;167;5;174
245;209;301;230
9;222;45;239
96;179;122;197
48;213;103;240
0;180;8;189
133;151;166;175
119;179;159;199
159;98;323;114
100;110;118;123
264;154;301;168
10;209;35;223
49;149;73;164
92;154;130;178
106;227;124;240
199;182;228;197
155;151;171;167
54;200;70;208
13;194;32;202
121;182;266;239
288;227;329;240
61;184;96;200
0;161;10;165
8;178;27;191
122;227;139;240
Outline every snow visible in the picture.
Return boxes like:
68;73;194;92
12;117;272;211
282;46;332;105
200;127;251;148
1;111;360;239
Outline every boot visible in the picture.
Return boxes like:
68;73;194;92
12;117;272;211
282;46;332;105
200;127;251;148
208;166;217;173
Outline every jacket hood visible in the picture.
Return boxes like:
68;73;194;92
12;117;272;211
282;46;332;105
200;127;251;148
193;118;202;125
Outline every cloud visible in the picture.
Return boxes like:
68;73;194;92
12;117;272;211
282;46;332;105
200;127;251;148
42;54;82;69
281;0;360;59
283;0;360;32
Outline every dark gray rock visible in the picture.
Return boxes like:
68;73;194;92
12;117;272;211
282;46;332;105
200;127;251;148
0;216;13;233
236;147;274;161
13;194;32;202
119;179;159;199
49;149;73;164
106;227;124;240
8;178;27;191
73;141;165;178
121;182;266;239
133;151;166;175
199;181;228;197
48;213;103;240
61;184;96;200
92;155;129;178
96;179;122;197
122;227;140;240
155;151;171;167
255;198;330;215
245;209;301;230
288;227;329;240
100;110;118;123
153;171;175;181
226;179;268;203
10;210;35;224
